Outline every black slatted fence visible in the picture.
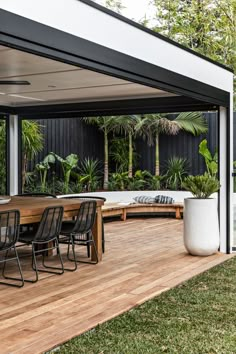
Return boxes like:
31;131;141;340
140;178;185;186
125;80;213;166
28;112;236;177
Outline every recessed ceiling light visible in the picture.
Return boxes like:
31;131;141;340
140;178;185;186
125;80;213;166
48;85;57;88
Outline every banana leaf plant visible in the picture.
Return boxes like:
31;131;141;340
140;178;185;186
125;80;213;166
199;139;218;178
52;153;79;193
35;153;55;192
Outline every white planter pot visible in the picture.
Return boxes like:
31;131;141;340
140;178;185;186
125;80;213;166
183;198;219;256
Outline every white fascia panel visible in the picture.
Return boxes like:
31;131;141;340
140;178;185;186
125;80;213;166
0;0;233;93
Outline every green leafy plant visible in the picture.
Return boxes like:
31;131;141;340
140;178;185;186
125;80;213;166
182;173;220;198
147;175;162;190
108;172;129;191
21;120;44;191
128;170;152;190
35;153;56;192
199;139;218;178
164;157;188;190
109;137;138;173
53;153;79;193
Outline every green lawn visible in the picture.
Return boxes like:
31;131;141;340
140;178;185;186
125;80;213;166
49;257;236;354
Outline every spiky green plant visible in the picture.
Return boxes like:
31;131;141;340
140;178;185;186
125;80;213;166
79;158;101;192
164;157;189;190
182;173;220;198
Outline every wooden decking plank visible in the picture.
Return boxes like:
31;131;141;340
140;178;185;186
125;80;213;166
0;217;233;354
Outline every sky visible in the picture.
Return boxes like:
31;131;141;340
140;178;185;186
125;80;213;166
95;0;153;22
121;0;151;21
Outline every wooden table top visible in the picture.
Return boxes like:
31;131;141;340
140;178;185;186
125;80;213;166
0;196;104;218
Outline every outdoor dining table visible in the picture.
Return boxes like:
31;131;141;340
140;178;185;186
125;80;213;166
0;196;104;262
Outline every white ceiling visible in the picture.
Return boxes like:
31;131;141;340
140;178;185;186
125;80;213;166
0;45;175;107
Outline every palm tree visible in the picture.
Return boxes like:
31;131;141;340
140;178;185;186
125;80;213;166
83;116;115;190
135;112;208;176
21;120;44;191
112;115;140;178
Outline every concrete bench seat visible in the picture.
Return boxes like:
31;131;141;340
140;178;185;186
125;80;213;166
102;202;184;220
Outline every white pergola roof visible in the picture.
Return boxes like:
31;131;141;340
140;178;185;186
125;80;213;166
0;0;233;112
0;0;233;93
0;45;172;107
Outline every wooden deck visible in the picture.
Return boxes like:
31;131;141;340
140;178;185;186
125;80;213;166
0;218;233;354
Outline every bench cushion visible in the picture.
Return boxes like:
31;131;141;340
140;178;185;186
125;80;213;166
133;196;156;204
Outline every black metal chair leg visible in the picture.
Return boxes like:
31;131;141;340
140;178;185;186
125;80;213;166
68;232;99;265
64;235;77;271
41;239;64;275
22;244;39;283
1;247;24;288
87;241;90;258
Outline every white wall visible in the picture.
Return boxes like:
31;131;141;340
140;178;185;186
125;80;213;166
0;0;233;93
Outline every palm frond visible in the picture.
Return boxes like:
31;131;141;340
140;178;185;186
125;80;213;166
174;112;208;136
112;115;140;135
135;114;162;145
158;118;180;135
83;116;116;132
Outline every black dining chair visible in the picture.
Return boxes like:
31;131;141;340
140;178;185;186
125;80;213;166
16;193;57;234
18;206;64;283
59;200;98;270
59;195;106;254
0;209;24;287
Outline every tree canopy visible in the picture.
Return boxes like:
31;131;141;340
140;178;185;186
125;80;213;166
97;0;236;98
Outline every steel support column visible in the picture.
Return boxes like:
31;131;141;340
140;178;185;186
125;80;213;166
219;106;233;253
9;115;18;196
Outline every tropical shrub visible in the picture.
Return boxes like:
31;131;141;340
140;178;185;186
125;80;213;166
35;153;55;192
52;153;79;194
164;157;189;190
21;120;44;191
109;137;138;173
108;172;129;191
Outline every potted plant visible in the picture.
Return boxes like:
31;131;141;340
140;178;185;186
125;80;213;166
182;173;220;256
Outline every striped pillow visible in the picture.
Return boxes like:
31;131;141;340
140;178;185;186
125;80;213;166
133;196;156;204
155;195;174;204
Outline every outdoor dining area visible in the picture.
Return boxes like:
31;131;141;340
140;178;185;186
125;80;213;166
0;194;105;287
